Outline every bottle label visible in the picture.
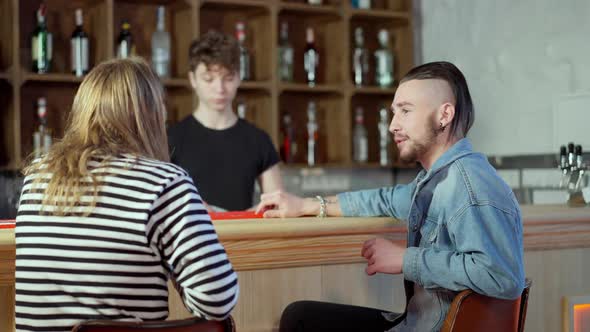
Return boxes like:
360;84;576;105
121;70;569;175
71;37;89;75
375;52;393;86
304;50;318;83
118;41;129;58
279;48;294;81
32;36;38;61
152;47;170;77
32;33;51;71
359;0;371;9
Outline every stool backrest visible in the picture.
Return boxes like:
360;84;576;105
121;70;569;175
441;279;532;332
72;316;235;332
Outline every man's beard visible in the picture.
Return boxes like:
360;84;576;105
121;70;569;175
398;119;440;164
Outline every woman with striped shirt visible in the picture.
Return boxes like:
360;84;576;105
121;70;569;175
15;57;238;332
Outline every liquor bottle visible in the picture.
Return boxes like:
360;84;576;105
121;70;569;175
304;28;319;87
352;106;368;163
151;6;171;78
235;22;251;81
374;29;394;87
33;97;52;159
31;3;53;74
306;101;319;166
278;22;294;82
236;100;247;119
378;105;391;166
352;27;369;86
117;21;135;59
71;9;89;77
280;114;297;163
351;0;371;9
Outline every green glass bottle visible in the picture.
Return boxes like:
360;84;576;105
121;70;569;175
31;3;52;73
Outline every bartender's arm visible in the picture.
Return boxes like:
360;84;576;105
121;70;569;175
258;163;283;194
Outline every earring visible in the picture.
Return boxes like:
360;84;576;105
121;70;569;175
440;122;446;131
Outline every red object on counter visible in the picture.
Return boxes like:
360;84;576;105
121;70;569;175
209;211;263;220
0;220;15;229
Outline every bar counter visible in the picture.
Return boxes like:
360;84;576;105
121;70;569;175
1;205;590;331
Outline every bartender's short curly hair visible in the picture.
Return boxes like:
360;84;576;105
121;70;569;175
188;30;240;73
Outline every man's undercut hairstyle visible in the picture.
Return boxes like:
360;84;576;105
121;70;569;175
188;30;240;74
400;61;474;139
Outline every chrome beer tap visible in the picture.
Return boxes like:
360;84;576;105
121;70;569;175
560;143;588;206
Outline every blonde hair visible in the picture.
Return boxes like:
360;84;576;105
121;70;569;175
24;57;169;215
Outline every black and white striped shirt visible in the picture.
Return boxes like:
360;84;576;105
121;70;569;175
15;155;238;332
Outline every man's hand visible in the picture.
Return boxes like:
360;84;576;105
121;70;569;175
255;191;310;218
361;238;406;275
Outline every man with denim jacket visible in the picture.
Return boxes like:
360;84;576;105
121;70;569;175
256;61;525;332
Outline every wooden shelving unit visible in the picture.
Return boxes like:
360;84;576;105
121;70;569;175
0;0;414;170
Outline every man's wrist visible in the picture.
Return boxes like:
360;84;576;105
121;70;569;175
315;196;327;218
303;197;321;216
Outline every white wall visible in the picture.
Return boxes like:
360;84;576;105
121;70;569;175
416;0;590;156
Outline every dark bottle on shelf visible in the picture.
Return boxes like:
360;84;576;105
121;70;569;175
280;114;297;163
352;27;369;86
235;21;251;81
278;22;294;82
117;21;135;59
303;27;319;87
374;29;394;87
71;9;89;77
306;101;319;166
33;97;52;159
31;3;53;74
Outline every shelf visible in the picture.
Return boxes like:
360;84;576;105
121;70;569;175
279;2;341;16
201;0;270;9
162;78;191;89
239;81;271;92
1;0;414;170
21;72;83;84
350;8;411;22
352;86;397;95
279;82;343;94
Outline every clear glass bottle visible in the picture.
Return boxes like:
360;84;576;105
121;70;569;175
236;100;247;119
304;27;319;87
71;9;89;77
358;0;371;9
151;6;171;78
235;21;251;81
278;22;294;82
353;106;368;163
352;27;369;86
351;0;371;9
374;29;394;87
281;114;297;164
378;105;391;166
117;21;135;59
33;97;52;159
306;101;319;166
32;3;52;74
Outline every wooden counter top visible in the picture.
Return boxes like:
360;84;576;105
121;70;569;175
1;205;590;285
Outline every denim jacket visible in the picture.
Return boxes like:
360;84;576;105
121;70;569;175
338;139;525;332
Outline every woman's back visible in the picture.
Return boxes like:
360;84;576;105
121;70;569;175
16;155;238;332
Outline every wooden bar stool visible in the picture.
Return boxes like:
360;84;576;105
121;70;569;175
441;279;532;332
72;316;235;332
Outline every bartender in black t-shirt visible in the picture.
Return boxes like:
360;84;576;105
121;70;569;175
168;30;283;211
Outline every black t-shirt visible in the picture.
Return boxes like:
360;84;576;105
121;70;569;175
168;116;280;211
